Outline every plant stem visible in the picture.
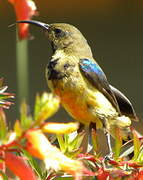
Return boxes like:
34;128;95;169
16;32;29;105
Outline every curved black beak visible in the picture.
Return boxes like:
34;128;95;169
9;20;50;30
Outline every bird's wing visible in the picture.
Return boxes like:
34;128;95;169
79;58;121;114
110;85;139;121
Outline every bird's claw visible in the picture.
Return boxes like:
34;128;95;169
104;152;114;161
102;152;114;170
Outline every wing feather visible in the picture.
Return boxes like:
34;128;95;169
79;58;121;114
110;85;138;121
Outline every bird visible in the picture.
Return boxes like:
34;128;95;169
14;20;138;156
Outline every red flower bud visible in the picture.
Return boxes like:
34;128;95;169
8;0;37;39
5;152;37;180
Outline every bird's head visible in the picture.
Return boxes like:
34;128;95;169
47;23;85;50
14;20;92;56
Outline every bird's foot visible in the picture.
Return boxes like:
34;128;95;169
102;152;114;170
104;152;114;161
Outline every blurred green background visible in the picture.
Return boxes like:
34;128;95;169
0;0;143;134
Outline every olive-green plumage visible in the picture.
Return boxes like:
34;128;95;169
45;23;137;138
16;20;138;141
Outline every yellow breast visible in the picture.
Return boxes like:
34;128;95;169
46;52;118;129
47;69;118;129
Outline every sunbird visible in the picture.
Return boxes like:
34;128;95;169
15;20;138;155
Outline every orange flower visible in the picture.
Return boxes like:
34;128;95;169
8;0;37;39
25;129;86;178
0;151;5;173
128;170;143;180
5;152;37;180
97;168;111;180
42;122;79;134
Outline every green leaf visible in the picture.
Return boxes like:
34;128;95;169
0;108;7;142
20;101;33;130
34;93;60;125
54;177;73;180
40;171;48;180
91;129;98;153
0;171;8;180
113;128;122;159
57;135;65;152
14;120;23;137
68;131;85;151
136;146;143;163
34;94;41;122
0;93;14;100
21;149;44;179
120;146;134;158
57;131;85;158
132;129;141;160
0;79;14;109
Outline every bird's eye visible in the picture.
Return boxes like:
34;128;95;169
54;28;62;34
54;28;66;38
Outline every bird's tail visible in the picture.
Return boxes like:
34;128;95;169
110;115;142;141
